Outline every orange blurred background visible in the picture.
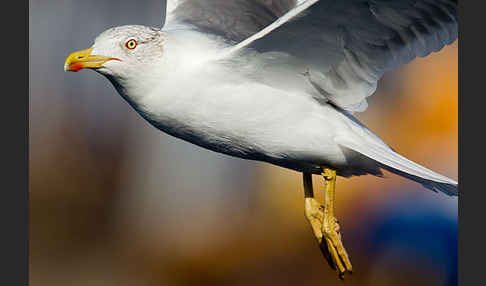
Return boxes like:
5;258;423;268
30;1;457;285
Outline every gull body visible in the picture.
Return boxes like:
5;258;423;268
95;27;388;176
88;24;456;188
64;0;458;277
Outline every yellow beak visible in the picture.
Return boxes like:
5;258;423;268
64;48;120;72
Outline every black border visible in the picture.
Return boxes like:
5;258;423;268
3;0;28;284
458;0;484;285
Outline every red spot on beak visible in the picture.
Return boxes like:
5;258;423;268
69;63;85;72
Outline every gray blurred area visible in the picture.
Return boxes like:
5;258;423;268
30;1;458;286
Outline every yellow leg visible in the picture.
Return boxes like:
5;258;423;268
303;170;352;279
321;168;353;278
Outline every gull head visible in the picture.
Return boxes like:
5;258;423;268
64;25;166;81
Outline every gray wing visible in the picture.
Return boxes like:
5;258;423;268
170;0;297;42
248;0;458;112
168;0;458;112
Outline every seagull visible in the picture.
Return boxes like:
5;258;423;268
64;0;458;278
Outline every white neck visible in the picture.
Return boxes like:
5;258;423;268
108;27;234;131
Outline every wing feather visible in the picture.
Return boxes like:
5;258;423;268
165;0;458;113
168;0;297;42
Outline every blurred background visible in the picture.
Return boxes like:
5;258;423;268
29;1;458;285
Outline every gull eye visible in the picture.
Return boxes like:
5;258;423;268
125;39;137;50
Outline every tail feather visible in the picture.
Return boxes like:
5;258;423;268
379;163;458;196
337;137;458;196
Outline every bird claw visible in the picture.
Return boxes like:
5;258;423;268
304;198;324;242
322;217;353;277
305;198;353;279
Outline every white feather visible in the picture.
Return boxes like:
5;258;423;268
165;0;182;24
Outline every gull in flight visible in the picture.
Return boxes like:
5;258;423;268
64;0;458;278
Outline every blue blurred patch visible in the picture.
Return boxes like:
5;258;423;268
364;187;457;285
